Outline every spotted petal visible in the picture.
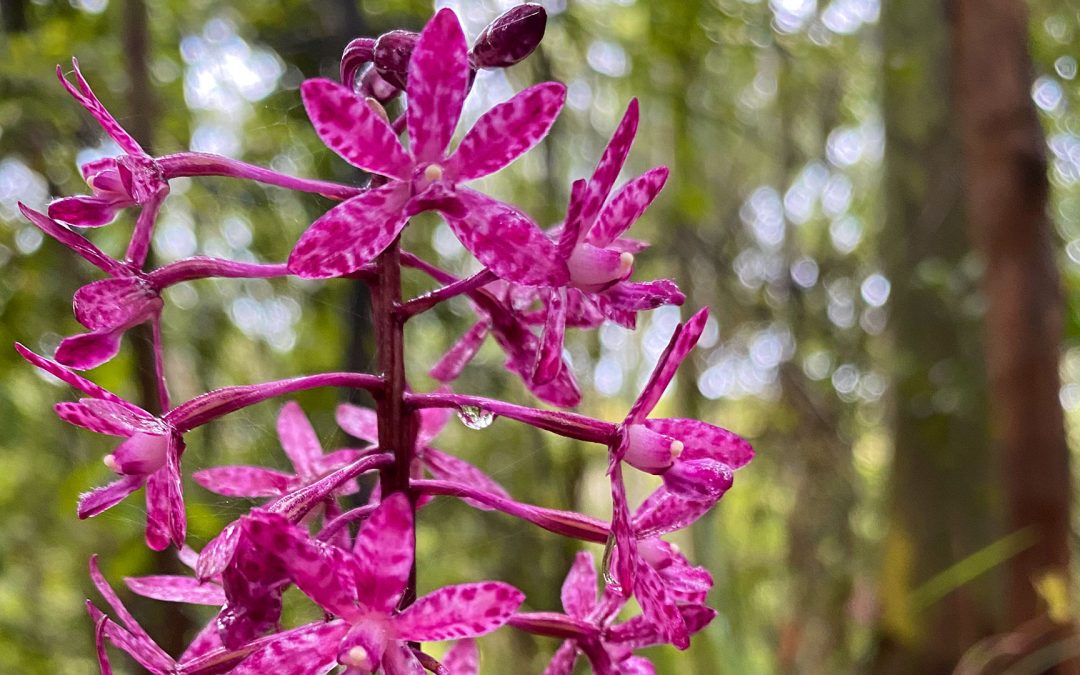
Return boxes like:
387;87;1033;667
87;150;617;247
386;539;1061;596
406;9;469;163
55;329;124;370
354;492;414;612
431;320;490;382
193;466;293;498
424;448;511;509
633;556;688;649
58;59;144;156
19;203;122;272
588;167;668;247
625;308;708;425
230;621;344;675
644;418;753;468
437;188;569;286
277;401;323;478
447;82;566;182
124;576;226;605
442;639;479;675
560;551;598;619
581;99;639;228
301;78;412;180
78;475;143;518
395;582;524;642
288;183;410;279
631;487;713;539
335;402;380;444
74;277;160;331
533;287;567;386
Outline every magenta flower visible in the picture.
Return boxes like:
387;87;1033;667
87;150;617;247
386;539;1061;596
531;100;685;383
15;344;187;550
195;401;367;503
336;398;510;505
289;8;569;286
511;552;716;674
233;493;525;674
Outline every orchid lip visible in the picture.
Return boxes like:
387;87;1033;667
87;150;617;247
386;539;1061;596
341;646;372;669
102;454;120;473
423;163;444;182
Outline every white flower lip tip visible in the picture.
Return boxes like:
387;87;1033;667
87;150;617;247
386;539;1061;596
102;454;120;473
670;439;684;459
342;646;371;669
365;96;389;123
619;251;634;272
423;163;444;182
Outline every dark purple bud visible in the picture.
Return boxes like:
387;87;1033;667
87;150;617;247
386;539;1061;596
470;3;547;69
340;37;375;88
374;30;419;90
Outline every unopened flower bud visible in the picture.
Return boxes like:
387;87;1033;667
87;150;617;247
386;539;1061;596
340;37;375;89
374;30;419;90
471;3;548;69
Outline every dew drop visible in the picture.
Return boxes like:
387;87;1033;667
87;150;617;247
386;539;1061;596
456;405;494;430
600;533;624;594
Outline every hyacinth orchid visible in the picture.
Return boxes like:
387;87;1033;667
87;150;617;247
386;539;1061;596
233;495;524;674
18;5;753;671
289;9;568;286
510;552;717;674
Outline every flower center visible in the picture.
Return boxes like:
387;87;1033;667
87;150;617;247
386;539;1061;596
423;163;444;182
342;646;372;669
624;424;682;473
102;454;120;473
567;245;634;292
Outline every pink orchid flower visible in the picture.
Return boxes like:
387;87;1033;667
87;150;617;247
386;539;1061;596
289;8;569;286
233;494;524;674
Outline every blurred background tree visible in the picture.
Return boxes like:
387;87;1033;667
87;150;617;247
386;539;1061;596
1;0;1079;673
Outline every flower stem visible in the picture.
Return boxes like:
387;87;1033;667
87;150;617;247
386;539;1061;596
372;236;419;608
157;152;363;200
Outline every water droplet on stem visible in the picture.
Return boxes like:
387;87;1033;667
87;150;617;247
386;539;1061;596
457;405;495;430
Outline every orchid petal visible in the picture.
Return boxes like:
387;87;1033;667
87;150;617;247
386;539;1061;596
312;449;366;478
447;82;566;181
542;641;579;675
533;287;567;386
383;642;427;675
300;78;412;179
609;462;636;594
423;448;510;509
599;279;685;317
417;405;452;446
15;343;131;405
431;319;490;382
19;203;122;272
560;551;598;619
77;398;166;435
581;99;639;227
73;277;161;331
632;487;713;539
196;521;241;581
55;330;124;370
354;492;413;612
395;582;524;641
662;458;733;501
633;556;688;649
276;401;323;478
557;180;588;259
588;167;668;246
58;60;144;156
625;307;708;424
78;475;143;518
145;470;172;551
179;617;224;662
621;656;657;675
406;9;469;163
55;401;134;437
288;183;410;279
93;613;112;675
86;602;173;675
644;418;753;468
193;466;293;498
437;188;569;286
89;556;170;663
124;575;226;605
230;621;345;675
442;639;479;675
335;403;380;444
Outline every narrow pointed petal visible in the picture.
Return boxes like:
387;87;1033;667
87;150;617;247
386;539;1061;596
145;470;173;551
633;557;689;649
383;642;427;675
74;277;161;331
56;329;123;370
354;492;413;612
193;466;292;498
609;462;636;594
557;180;588;260
89;556;170;664
407;9;469;162
312;449;366;478
621;656;657;675
625;308;709;424
179;617;224;662
533;288;567;386
417;404;452;446
438;188;569;286
229;621;345;675
644;418;753;469
300;78;412;179
276;401;323;478
58;60;144;156
560;551;598;619
288;183;409;279
631;487;713;539
599;279;684;316
124;575;226;605
431;320;490;382
423;448;511;509
19;203;122;273
335;402;380;443
55;401;134;436
77;398;166;436
396;582;524;641
588;167;668;246
93;613;113;675
447;82;566;181
442;639;479;675
565;289;605;328
51;194;125;229
242;511;359;618
87;603;173;674
78;475;143;518
15;342;130;404
196;522;241;581
581;99;639;227
543;641;579;675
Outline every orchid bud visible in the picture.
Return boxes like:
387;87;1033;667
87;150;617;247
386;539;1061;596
358;66;400;103
471;3;547;69
374;30;419;90
340;37;375;89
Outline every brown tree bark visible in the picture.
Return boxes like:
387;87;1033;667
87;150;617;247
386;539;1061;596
949;0;1075;670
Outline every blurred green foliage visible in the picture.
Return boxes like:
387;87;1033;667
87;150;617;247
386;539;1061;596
0;1;1078;673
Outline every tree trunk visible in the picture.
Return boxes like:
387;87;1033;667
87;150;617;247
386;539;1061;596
875;0;1002;671
949;0;1075;670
